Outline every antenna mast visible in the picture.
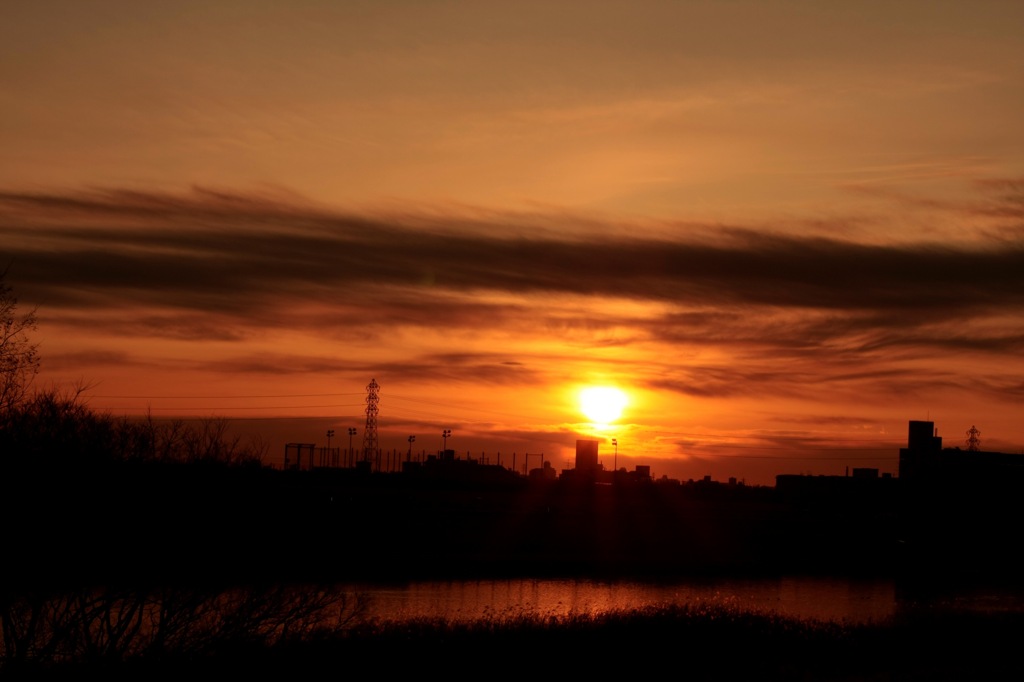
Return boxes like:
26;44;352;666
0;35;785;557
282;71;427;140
362;378;380;464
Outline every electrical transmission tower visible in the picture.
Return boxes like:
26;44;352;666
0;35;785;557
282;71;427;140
966;424;981;452
362;378;380;464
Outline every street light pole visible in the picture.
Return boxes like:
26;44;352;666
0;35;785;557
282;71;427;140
348;427;357;467
408;435;415;463
612;438;618;471
442;429;451;454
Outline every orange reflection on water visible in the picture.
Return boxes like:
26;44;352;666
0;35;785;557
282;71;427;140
354;577;899;625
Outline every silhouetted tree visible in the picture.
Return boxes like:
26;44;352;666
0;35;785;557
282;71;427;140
0;386;119;465
0;274;38;418
1;385;266;468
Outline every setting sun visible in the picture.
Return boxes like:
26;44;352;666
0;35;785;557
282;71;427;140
579;387;628;424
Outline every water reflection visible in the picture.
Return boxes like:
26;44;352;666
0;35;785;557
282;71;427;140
354;577;898;625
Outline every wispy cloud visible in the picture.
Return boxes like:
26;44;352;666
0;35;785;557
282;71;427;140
6;185;1024;310
4;184;1024;404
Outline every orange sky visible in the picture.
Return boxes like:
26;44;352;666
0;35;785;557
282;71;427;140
3;1;1024;484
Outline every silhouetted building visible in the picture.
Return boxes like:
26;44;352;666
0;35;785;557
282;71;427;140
899;420;942;479
899;420;1024;484
775;473;897;499
897;419;1024;578
575;439;599;472
530;460;557;481
413;454;522;485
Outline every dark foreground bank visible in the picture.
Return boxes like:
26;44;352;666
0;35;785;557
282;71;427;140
6;601;1023;681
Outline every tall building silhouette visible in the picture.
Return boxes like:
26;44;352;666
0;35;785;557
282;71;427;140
575;439;599;472
899;420;942;480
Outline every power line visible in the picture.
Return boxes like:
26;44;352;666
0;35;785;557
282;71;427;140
697;453;895;460
388;393;539;421
84;391;902;443
81;390;911;453
98;403;364;411
88;392;364;399
679;442;897;451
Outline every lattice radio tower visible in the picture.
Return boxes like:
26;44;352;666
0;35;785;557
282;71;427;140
362;378;380;463
966;424;981;452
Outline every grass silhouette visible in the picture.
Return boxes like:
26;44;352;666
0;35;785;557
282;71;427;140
4;590;1022;680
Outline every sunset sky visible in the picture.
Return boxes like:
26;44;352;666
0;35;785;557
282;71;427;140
3;1;1024;484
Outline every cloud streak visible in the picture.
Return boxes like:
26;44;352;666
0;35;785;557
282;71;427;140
4;184;1024;407
5;186;1024;313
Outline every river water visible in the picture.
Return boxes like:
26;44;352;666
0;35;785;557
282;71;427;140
348;577;890;624
343;576;1024;625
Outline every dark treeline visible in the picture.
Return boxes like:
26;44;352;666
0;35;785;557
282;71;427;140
1;388;266;468
4;391;1024;676
2;389;1021;588
0;393;892;588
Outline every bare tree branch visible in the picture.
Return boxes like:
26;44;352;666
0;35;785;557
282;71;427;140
0;273;39;417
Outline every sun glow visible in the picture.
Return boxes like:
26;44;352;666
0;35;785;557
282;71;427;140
579;386;628;424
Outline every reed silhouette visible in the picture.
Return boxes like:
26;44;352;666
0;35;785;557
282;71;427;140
5;593;1023;679
0;583;366;675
